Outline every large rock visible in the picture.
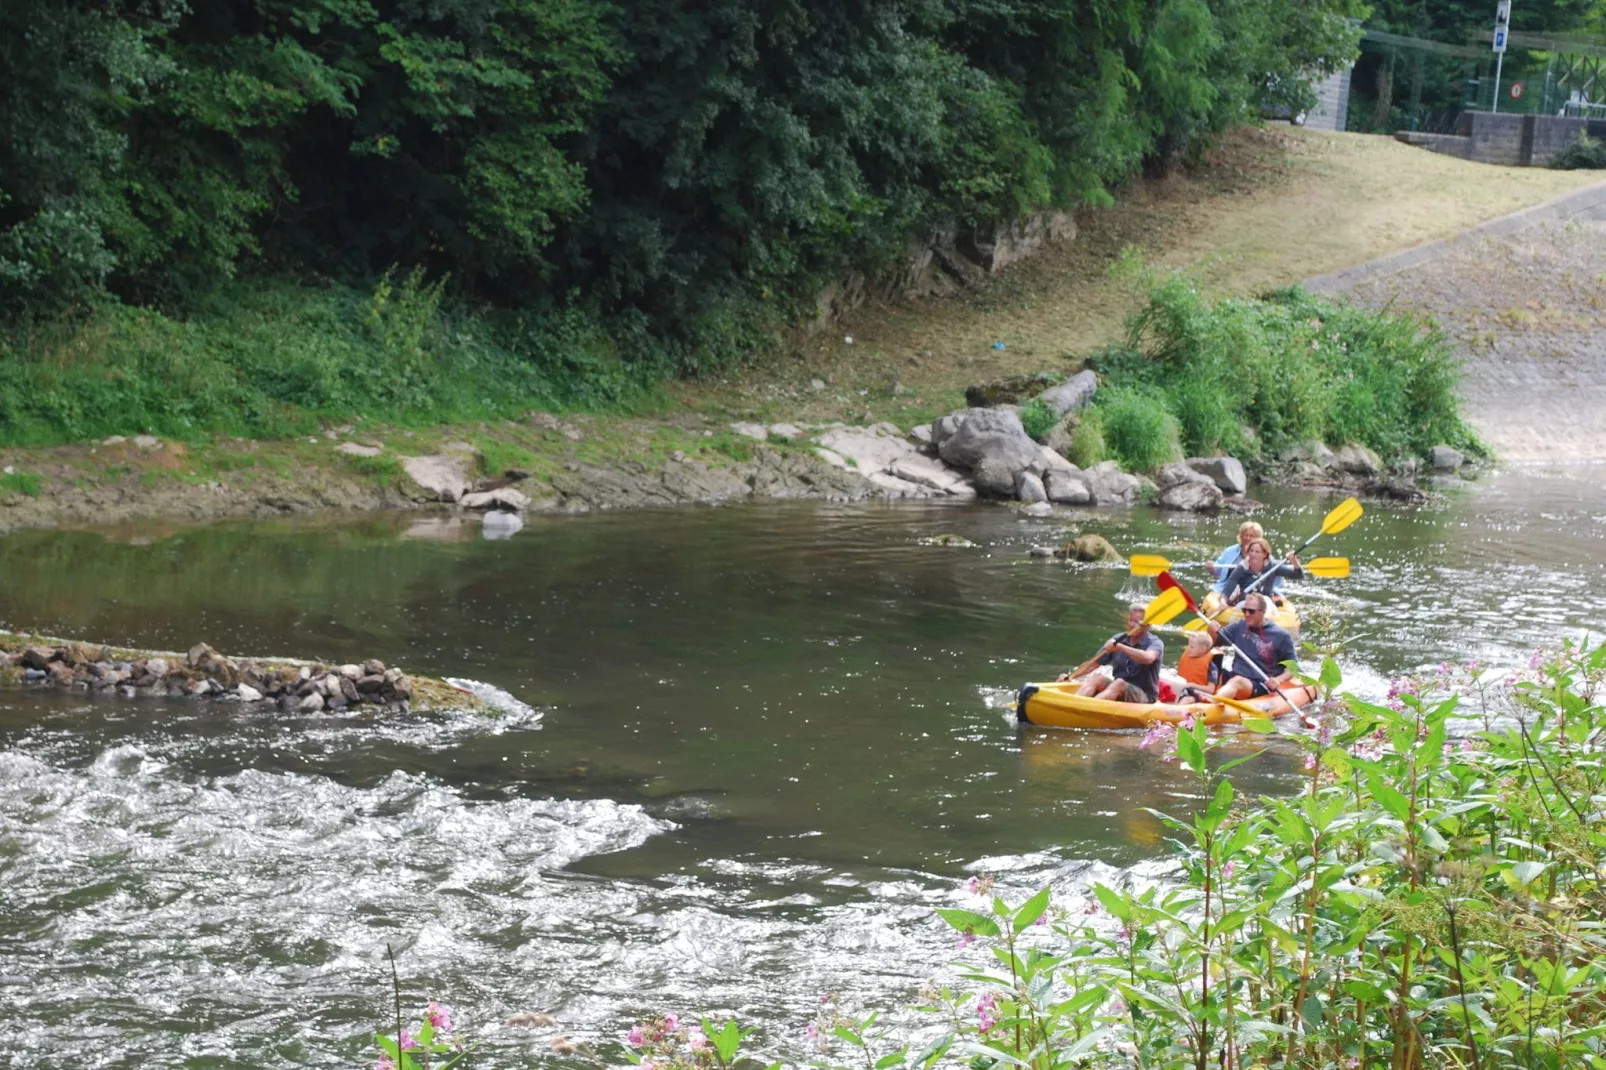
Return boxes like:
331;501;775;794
1015;471;1048;503
1332;443;1382;477
1044;470;1092;504
1155;462;1214;490
401;444;480;503
972;455;1020;498
1042;412;1078;459
965;372;1061;408
1429;445;1466;472
1156;481;1224;512
1083;460;1141;505
936;408;1040;475
1186;456;1247;495
1031;370;1098;418
460;487;531;512
816;424;973;499
1058;534;1122;563
1280;440;1335;468
1029;446;1079;478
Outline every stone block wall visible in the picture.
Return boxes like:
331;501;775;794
1401;112;1606;167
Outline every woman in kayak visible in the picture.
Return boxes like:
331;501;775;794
1211;521;1264;594
1221;537;1303;606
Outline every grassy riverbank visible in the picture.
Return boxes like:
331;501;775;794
0;129;1597;526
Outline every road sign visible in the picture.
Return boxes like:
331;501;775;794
1510;81;1525;99
1493;0;1511;53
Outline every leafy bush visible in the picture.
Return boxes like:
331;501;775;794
1067;410;1106;468
1552;132;1606;170
1102;270;1481;464
1092;386;1181;470
1017;397;1058;441
0;280;662;447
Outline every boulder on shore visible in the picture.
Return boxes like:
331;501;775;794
1083;460;1141;505
1030;369;1098;418
1332;443;1382;477
965;372;1061;408
1155;462;1214;490
1185;456;1247;495
1156;481;1224;512
1429;445;1466;472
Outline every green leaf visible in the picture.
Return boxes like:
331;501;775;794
875;1049;908;1070
833;1026;866;1048
1092;883;1131;922
1242;717;1276;733
1319;656;1342;690
1509;860;1548;886
1366;772;1411;821
1176;723;1205;772
1013;887;1051;933
933;908;1000;937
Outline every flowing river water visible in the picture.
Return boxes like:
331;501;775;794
4;466;1606;1068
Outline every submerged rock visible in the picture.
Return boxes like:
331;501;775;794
1058;534;1122;563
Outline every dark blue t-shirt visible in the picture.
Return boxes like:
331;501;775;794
1097;630;1164;698
1218;618;1297;682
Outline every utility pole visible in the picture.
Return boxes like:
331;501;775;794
1492;0;1511;112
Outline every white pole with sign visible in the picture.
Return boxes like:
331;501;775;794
1492;0;1511;112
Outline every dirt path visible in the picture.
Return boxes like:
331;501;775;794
1319;185;1606;463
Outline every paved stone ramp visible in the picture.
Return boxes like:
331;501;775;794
1308;181;1606;463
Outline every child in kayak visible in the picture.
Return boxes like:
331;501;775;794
1221;537;1303;606
1174;630;1221;699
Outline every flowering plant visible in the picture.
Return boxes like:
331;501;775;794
624;1012;777;1070
375;1002;468;1070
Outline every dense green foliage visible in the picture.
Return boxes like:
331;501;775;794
2;0;1364;394
0;273;660;446
1553;132;1606;169
1081;273;1481;469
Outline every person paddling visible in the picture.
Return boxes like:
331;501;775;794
1220;536;1303;606
1208;592;1297;702
1211;521;1264;594
1058;602;1164;704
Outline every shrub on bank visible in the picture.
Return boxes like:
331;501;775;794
1089;271;1482;466
0;275;665;447
1552;132;1606;170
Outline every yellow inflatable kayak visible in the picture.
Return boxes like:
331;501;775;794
1015;679;1318;730
1199;590;1300;635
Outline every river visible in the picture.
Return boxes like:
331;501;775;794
3;465;1605;1067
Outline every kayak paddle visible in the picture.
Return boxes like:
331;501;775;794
1240;496;1363;599
1132;553;1350;580
1156;571;1316;728
1060;587;1186;682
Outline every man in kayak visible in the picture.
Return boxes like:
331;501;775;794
1058;602;1164;703
1208;592;1297;701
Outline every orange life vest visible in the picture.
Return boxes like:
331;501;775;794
1177;648;1214;686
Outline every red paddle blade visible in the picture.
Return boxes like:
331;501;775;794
1156;570;1200;613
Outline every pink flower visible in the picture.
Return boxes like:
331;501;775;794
1033;912;1047;927
977;993;1001;1034
688;1028;708;1051
1222;860;1236;881
426;1002;453;1033
1181;713;1196;731
805;1023;819;1040
662;1013;678;1032
1303;753;1317;771
627;1025;646;1047
376;1056;396;1070
964;876;980;894
399;1030;419;1051
957;932;976;950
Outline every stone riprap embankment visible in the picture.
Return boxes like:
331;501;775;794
1309;181;1606;464
0;635;474;713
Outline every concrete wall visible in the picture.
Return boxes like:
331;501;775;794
1398;112;1606;167
1304;67;1351;132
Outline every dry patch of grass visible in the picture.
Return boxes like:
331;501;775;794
684;126;1604;428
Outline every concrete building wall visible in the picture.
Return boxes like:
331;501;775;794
1304;67;1352;132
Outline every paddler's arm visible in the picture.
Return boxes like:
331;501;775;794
1108;638;1159;665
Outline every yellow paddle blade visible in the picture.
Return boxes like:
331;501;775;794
1129;553;1172;577
1211;693;1267;720
1305;556;1351;579
1182;618;1210;632
1143;587;1187;627
1321;496;1363;536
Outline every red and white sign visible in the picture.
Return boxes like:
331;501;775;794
1510;81;1525;100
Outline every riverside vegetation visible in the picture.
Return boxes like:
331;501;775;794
382;641;1606;1067
2;0;1368;441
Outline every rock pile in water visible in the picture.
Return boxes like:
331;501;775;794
0;640;416;712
